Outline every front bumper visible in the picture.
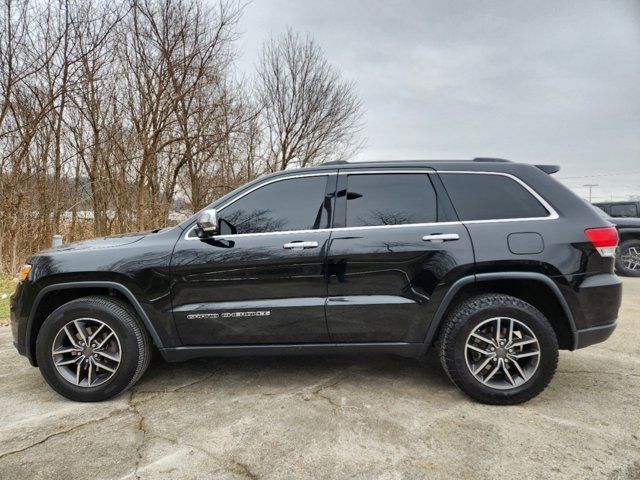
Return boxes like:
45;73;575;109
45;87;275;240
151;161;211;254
9;281;29;358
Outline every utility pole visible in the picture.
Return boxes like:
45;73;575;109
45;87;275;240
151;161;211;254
583;184;599;203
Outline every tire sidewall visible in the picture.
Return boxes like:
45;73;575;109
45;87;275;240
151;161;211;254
36;301;140;402
446;301;558;404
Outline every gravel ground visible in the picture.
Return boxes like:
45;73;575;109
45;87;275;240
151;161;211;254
0;279;639;480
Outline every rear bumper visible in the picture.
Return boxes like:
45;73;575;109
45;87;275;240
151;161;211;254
566;273;621;349
575;322;617;349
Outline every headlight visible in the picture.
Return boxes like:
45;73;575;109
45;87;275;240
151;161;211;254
18;264;32;282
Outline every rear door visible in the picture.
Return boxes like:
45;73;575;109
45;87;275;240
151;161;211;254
170;172;337;345
325;169;475;343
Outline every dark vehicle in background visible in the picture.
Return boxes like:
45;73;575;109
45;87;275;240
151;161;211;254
595;209;640;277
10;158;622;405
594;200;640;218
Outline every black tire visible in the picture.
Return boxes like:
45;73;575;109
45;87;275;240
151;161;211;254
615;240;640;277
36;295;151;402
438;294;558;405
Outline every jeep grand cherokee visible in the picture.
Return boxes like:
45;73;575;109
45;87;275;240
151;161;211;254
10;158;622;404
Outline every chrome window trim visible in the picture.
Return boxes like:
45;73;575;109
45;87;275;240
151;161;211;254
338;169;435;175
184;169;559;240
185;172;336;240
331;221;462;232
437;170;560;223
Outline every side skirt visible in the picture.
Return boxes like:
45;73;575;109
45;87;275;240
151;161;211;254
159;342;423;363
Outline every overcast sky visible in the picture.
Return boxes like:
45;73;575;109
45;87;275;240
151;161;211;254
235;0;640;201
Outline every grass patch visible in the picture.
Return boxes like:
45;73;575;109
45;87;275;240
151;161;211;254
0;274;17;326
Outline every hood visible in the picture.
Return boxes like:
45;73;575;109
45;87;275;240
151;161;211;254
41;231;148;253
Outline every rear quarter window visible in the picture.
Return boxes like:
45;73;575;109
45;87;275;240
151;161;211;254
440;173;550;221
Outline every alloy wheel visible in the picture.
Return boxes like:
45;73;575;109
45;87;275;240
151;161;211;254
621;246;640;271
464;316;540;390
51;318;122;387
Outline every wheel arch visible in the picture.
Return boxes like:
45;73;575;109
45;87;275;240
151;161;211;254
421;272;577;356
25;281;165;366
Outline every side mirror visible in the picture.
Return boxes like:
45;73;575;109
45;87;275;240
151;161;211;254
195;209;218;238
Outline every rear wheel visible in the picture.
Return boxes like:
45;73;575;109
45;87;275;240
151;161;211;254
616;240;640;277
36;296;151;402
439;294;558;405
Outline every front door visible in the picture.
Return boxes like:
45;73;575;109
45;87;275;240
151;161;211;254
170;172;336;345
325;169;474;343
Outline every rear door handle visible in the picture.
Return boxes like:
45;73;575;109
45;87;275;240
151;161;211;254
283;241;319;250
422;233;460;243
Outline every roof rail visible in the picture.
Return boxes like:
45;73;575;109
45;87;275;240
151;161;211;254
473;157;512;163
323;160;350;165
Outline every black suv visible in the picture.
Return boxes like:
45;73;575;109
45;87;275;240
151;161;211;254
594;209;640;277
10;159;622;404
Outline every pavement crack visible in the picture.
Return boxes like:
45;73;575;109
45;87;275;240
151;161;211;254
170;372;217;393
309;377;346;411
128;390;150;480
147;433;259;479
0;407;130;460
231;460;259;480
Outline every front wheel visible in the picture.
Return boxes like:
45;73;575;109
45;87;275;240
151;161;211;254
438;294;558;405
36;296;151;402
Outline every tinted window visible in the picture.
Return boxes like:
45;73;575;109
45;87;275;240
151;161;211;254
345;174;437;227
219;176;329;234
440;173;549;221
610;204;638;218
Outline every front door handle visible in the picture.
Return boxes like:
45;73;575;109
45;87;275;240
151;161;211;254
422;233;460;243
283;241;319;250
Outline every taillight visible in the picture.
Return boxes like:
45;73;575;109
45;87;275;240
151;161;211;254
585;227;619;257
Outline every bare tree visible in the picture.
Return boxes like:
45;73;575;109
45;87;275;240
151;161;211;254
0;2;366;274
257;28;364;171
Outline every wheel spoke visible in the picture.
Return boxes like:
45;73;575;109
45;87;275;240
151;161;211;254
75;361;82;385
470;332;496;347
95;350;120;362
507;318;514;344
502;362;516;386
483;360;501;384
467;344;493;356
55;357;81;367
53;346;81;355
88;323;105;343
509;338;537;349
87;359;94;386
95;331;114;349
93;360;116;373
473;356;495;375
73;320;89;344
494;317;501;344
63;326;80;347
510;358;526;379
509;351;540;360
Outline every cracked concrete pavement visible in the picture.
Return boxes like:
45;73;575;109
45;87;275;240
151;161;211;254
1;279;639;480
